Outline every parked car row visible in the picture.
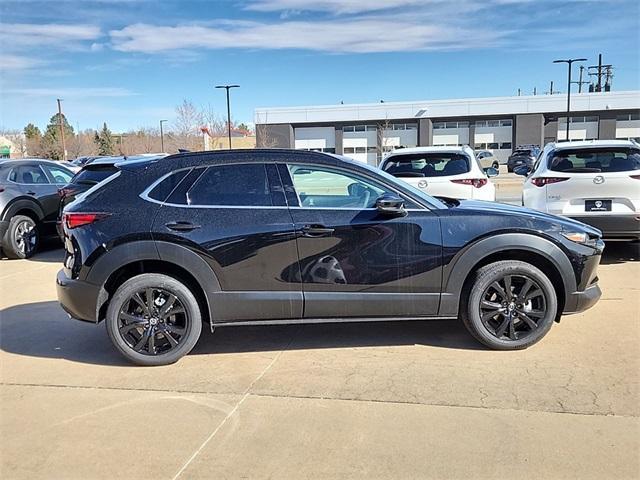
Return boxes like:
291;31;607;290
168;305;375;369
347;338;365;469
55;148;604;364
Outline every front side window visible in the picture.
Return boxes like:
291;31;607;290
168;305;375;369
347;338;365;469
382;153;470;178
288;165;387;209
9;165;49;184
185;164;273;206
548;148;640;173
44;165;73;184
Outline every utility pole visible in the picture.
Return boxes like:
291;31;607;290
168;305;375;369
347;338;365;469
533;87;537;96
588;54;612;93
572;65;589;93
546;81;560;95
553;57;588;141
56;98;67;161
159;119;167;153
215;84;240;149
517;88;521;96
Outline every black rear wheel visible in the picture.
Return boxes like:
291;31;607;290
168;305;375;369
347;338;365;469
461;260;557;350
2;215;39;259
106;274;202;365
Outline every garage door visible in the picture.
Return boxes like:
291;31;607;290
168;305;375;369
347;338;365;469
294;127;336;153
474;119;513;164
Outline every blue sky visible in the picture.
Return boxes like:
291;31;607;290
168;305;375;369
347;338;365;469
1;0;639;133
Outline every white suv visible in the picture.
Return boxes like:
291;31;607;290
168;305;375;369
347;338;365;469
379;146;497;201
521;140;640;240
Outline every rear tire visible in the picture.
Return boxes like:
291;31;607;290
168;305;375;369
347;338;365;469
492;161;499;169
105;273;202;366
2;215;39;259
461;260;557;350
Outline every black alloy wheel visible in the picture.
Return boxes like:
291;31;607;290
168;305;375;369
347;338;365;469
106;273;202;365
479;274;546;341
15;219;37;257
118;287;188;356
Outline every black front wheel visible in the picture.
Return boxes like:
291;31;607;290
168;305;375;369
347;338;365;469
105;273;202;365
461;260;557;350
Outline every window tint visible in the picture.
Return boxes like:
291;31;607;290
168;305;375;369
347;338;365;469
148;169;190;202
44;165;73;184
288;165;387;209
166;168;205;204
186;164;273;206
9;165;49;184
548;148;640;173
383;153;470;177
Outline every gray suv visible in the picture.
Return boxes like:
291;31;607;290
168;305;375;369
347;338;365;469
0;159;74;258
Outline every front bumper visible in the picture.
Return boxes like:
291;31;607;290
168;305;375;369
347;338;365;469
56;269;103;323
568;215;640;240
563;283;602;315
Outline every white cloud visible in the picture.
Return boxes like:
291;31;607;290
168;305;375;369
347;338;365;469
110;18;506;54
246;0;428;14
0;54;46;70
4;87;138;98
0;23;101;49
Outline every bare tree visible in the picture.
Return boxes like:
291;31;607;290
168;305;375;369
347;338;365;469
173;99;204;151
376;119;395;165
200;104;228;150
0;129;28;158
67;130;98;158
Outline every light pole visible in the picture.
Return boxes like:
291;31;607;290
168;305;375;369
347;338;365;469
215;84;240;149
553;58;587;141
159;119;167;153
56;98;67;160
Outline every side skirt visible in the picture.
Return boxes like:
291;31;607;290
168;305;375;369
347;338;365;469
211;316;458;330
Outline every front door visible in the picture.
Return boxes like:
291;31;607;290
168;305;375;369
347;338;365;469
279;163;442;318
151;162;302;323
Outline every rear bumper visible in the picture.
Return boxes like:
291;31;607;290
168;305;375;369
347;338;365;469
563;283;602;315
568;214;640;239
56;269;103;323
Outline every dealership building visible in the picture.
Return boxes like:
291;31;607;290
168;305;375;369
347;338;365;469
255;90;640;164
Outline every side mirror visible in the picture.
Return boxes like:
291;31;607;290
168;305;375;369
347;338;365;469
484;167;499;177
513;165;530;176
375;193;406;216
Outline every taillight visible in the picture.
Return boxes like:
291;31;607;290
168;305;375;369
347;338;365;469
530;177;570;187
58;187;75;198
451;178;488;188
63;212;110;229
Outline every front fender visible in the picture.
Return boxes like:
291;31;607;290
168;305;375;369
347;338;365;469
439;233;576;316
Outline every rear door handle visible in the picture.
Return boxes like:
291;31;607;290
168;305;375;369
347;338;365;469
26;191;36;195
165;221;201;232
301;224;335;237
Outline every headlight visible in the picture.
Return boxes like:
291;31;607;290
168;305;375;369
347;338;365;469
561;231;598;247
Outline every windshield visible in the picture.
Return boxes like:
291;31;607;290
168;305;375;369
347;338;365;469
513;149;532;156
382;153;470;178
548;147;640;173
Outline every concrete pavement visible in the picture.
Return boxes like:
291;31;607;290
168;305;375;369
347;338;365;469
1;243;639;479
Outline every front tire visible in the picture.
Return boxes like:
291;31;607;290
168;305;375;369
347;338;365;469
105;273;202;366
2;215;39;259
461;260;557;350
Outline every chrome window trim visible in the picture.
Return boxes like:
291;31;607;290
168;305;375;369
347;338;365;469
7;164;51;186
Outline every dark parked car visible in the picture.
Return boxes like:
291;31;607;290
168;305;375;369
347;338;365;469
0;159;75;258
507;145;541;172
57;150;604;365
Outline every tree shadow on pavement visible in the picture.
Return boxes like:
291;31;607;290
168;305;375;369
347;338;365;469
0;301;483;367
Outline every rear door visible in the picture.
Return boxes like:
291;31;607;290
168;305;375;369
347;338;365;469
8;163;59;229
280;162;442;319
151;162;302;323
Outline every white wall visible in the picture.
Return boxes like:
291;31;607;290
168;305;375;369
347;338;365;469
343;130;377;164
616;120;640;140
557;118;599;141
294;127;335;150
433;128;469;146
381;129;417;149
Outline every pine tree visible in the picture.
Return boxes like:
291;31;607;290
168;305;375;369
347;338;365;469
42;113;75;160
24;123;41;140
94;122;115;156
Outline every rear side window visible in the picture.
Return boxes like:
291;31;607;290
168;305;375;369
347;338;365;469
73;166;118;185
382;153;470;177
175;164;273;207
9;165;49;184
548;148;640;173
147;169;190;202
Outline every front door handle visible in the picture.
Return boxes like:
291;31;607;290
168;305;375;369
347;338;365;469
301;224;335;237
26;191;36;195
165;221;201;232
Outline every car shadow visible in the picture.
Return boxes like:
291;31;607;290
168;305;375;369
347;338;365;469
0;301;484;367
600;241;639;265
0;241;64;263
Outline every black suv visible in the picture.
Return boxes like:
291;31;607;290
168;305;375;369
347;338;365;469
507;145;541;172
57;150;604;365
0;159;74;258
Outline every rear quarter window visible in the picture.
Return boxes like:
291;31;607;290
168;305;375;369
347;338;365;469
548;148;640;173
147;169;190;202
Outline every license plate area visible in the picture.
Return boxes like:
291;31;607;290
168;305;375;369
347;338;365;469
585;199;612;212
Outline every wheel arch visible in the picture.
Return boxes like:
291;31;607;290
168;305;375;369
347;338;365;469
86;240;220;328
440;233;575;318
1;199;45;223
